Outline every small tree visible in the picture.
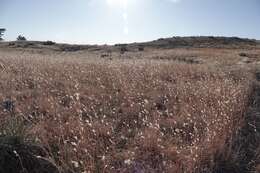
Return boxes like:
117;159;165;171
0;28;6;41
17;35;27;41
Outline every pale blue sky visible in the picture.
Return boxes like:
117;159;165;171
1;0;260;44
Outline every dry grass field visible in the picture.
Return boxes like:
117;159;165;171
0;37;260;173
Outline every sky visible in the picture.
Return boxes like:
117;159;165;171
0;0;260;44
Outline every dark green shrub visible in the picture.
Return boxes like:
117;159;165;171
0;28;6;41
43;41;56;45
17;35;27;41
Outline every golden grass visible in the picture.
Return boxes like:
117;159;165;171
0;50;256;172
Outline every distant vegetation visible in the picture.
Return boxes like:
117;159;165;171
43;40;56;45
0;28;6;41
138;45;144;51
16;35;27;41
0;36;258;53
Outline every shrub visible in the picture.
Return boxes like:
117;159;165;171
17;35;27;41
8;42;15;46
120;46;128;54
138;45;144;51
60;45;82;52
239;52;247;57
100;54;109;58
43;41;56;45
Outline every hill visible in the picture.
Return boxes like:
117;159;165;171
0;36;259;53
135;36;258;49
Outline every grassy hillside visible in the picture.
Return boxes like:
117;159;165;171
0;37;260;173
0;36;259;52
